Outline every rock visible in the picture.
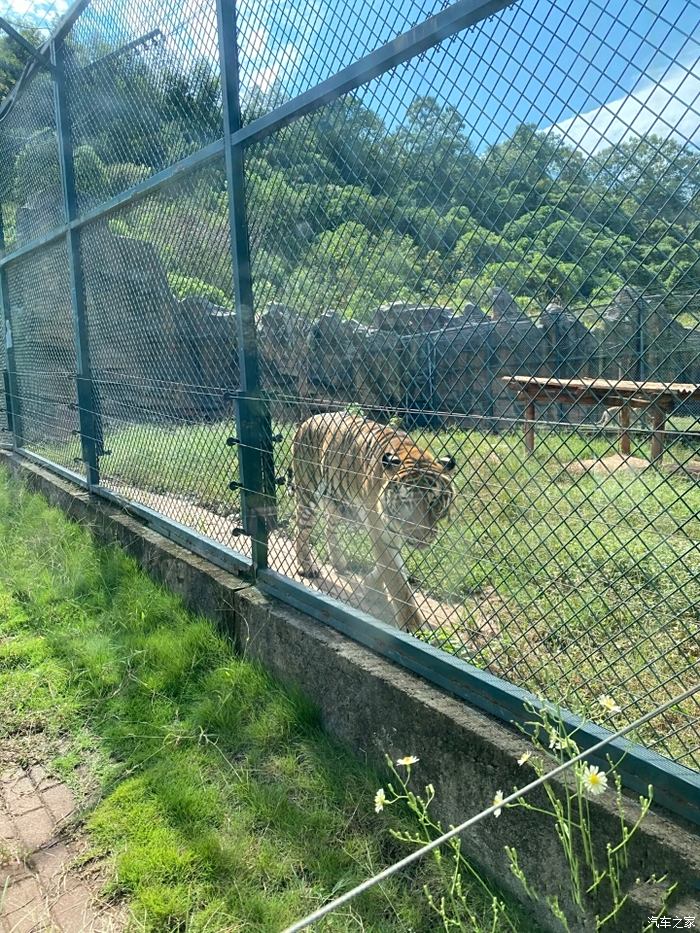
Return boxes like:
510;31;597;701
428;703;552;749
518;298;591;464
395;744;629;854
372;301;455;333
257;302;311;378
487;287;527;321
538;302;595;378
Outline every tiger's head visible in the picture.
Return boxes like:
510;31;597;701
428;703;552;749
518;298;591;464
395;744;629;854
379;451;456;547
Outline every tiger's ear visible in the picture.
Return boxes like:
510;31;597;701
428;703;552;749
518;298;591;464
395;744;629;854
382;452;403;471
439;455;456;471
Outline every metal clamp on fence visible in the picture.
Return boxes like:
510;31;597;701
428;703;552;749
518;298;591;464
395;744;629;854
233;390;278;540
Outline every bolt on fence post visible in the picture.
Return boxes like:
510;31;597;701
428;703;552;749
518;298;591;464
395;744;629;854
217;0;275;571
51;38;102;488
0;208;22;448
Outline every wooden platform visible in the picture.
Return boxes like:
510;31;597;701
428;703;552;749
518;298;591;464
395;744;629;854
501;375;700;464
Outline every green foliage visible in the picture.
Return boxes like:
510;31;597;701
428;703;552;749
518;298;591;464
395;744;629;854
105;161;151;194
0;27;43;102
378;705;676;931
13;131;61;202
74;145;109;196
4;39;699;317
167;272;230;306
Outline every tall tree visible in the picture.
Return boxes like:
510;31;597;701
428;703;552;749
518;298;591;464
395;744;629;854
0;26;43;103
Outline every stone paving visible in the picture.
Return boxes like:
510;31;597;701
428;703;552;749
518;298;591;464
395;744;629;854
0;766;122;933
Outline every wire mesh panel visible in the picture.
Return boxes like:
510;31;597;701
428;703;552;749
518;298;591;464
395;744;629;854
4;240;82;470
237;0;453;119
0;0;697;791
248;0;700;770
0;68;63;250
79;161;245;553
64;0;223;212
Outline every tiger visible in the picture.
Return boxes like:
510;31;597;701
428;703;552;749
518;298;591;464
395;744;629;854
289;410;456;632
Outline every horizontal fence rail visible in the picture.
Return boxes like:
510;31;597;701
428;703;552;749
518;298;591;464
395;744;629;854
0;0;698;830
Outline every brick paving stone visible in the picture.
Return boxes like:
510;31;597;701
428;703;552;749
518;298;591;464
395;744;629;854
0;770;22;786
0;876;41;917
3;778;40;819
41;787;74;826
0;859;32;889
0;809;15;843
28;767;60;794
1;901;51;933
1;769;121;933
30;842;70;885
51;881;98;932
13;808;54;850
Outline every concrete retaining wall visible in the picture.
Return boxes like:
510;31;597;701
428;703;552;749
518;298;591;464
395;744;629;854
1;449;698;932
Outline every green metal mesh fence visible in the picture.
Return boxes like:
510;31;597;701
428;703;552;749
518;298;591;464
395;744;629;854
0;0;698;795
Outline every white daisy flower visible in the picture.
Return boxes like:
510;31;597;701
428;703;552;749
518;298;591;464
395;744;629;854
396;755;419;767
581;765;608;797
517;751;532;767
492;790;504;817
597;694;622;715
374;788;386;812
548;732;566;751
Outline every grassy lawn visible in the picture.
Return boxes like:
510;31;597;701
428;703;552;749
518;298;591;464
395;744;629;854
40;415;700;769
0;469;540;932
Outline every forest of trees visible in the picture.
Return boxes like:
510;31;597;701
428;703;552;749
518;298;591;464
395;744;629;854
1;30;699;324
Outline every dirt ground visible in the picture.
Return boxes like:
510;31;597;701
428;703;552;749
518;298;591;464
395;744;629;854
109;481;501;653
566;451;700;477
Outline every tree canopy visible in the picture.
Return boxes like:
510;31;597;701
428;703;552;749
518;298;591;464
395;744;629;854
1;36;699;322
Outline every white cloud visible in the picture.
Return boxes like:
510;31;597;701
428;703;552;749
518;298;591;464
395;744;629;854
241;28;267;60
0;0;68;32
238;25;300;94
248;43;300;93
553;59;700;154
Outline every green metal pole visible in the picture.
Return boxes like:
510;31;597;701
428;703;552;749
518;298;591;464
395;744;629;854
0;208;22;448
216;0;275;571
51;37;102;488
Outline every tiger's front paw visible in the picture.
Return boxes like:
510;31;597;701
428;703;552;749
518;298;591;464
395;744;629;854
397;606;425;633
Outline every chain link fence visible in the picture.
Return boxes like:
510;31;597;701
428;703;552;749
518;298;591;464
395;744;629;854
0;0;698;815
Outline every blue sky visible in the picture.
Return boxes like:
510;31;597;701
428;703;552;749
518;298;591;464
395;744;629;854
2;0;698;153
0;0;68;35
236;0;700;152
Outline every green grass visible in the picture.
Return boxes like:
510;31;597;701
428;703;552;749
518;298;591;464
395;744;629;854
57;416;700;771
0;469;538;932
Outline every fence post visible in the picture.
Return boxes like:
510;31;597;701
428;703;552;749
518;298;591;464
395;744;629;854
51;38;102;487
0;209;22;448
216;0;275;571
484;326;496;425
637;297;647;382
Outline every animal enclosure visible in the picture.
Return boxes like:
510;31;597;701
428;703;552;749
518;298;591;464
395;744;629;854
0;0;699;818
